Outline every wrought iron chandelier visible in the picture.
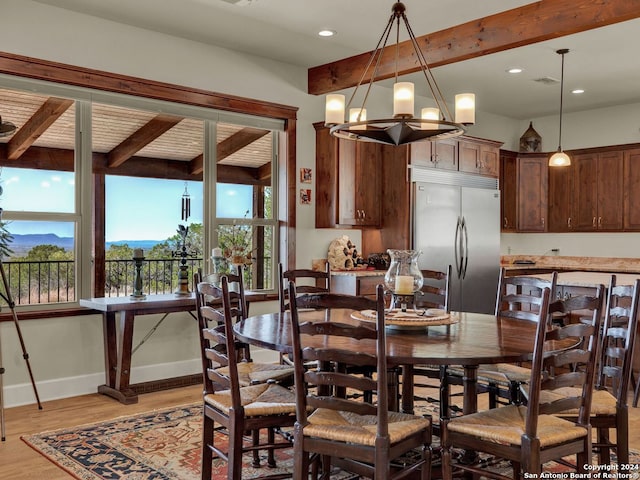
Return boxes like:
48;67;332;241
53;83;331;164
324;2;475;146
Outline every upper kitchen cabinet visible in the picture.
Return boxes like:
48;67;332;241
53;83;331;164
459;138;500;177
314;123;381;228
516;154;548;232
500;150;517;232
572;151;623;231
548;160;574;232
410;138;458;171
623;148;640;230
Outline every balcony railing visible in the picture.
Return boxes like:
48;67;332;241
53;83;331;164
0;257;272;306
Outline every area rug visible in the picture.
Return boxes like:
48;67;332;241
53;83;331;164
22;402;640;479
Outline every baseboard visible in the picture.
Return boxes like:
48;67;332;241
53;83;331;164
2;348;280;408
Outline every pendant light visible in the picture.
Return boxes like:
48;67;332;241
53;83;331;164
549;49;571;167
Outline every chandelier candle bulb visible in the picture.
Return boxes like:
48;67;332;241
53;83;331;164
325;94;345;125
349;108;367;130
421;107;440;130
455;93;475;125
395;275;414;295
393;82;414;117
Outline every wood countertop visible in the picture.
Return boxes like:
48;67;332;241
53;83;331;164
330;269;386;277
501;255;640;275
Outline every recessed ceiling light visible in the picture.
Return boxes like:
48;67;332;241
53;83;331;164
507;67;523;74
318;29;336;37
572;88;585;94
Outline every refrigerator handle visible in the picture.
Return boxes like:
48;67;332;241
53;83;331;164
461;216;469;279
454;216;463;279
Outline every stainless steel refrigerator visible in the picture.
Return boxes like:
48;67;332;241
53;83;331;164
412;170;500;314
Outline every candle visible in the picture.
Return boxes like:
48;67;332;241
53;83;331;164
212;247;223;258
133;248;143;258
394;275;414;294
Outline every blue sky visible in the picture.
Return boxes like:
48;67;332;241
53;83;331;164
1;167;253;241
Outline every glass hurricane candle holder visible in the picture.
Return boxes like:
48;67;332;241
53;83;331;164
384;249;424;312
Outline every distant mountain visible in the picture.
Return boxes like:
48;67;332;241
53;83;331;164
11;233;74;249
8;234;162;256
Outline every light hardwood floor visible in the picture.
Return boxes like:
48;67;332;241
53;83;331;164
0;386;638;479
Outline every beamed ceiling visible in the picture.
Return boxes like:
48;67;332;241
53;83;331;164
0;88;273;185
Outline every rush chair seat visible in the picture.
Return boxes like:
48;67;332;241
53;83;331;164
448;268;558;408
537;277;639;466
441;287;604;478
196;276;297;480
194;268;293;386
287;284;433;480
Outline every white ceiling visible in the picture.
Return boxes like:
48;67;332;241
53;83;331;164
30;0;640;120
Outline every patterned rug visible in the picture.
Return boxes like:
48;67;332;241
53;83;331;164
22;402;640;479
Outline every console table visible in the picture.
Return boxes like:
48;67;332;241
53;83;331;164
79;294;200;404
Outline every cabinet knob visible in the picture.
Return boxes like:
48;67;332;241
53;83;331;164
567;217;572;228
598;216;602;227
503;216;508;228
592;217;597;228
542;217;545;227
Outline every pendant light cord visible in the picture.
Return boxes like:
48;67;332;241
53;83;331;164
557;49;568;151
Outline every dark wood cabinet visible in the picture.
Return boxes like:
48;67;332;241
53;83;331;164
516;154;548;232
499;151;517;231
315;123;381;228
459;139;499;177
572;151;623;231
548;161;573;231
623;148;640;230
410;138;458;170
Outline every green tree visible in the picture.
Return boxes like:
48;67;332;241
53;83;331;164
25;244;67;261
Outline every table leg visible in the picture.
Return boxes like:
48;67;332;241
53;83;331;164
98;310;138;404
401;364;414;414
462;365;478;415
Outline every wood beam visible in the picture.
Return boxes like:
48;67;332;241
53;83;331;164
218;127;270;163
256;162;272;181
107;114;183;168
7;97;73;161
189;154;204;175
308;0;640;94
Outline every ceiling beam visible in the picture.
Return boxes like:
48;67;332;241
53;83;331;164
218;127;270;162
7;97;73;161
107;113;183;168
308;0;640;95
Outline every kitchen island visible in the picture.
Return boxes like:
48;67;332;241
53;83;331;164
330;269;386;298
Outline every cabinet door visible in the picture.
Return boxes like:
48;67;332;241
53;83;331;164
548;162;573;231
458;140;480;174
433;139;458;170
315;125;338;228
337;139;358;225
597;150;623;230
572;153;599;231
517;155;548;232
355;142;381;226
500;152;517;231
480;145;499;177
410;141;433;167
624;148;640;230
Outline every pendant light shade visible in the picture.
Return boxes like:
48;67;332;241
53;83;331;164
549;49;571;167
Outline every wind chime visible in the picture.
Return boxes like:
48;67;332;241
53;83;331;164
173;183;196;295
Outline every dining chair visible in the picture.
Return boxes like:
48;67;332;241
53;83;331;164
277;262;331;366
542;277;639;465
278;262;331;312
441;286;604;477
287;283;433;480
455;268;559;408
401;266;460;417
196;276;297;480
195;269;293;388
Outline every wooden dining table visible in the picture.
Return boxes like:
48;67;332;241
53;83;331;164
234;309;574;416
